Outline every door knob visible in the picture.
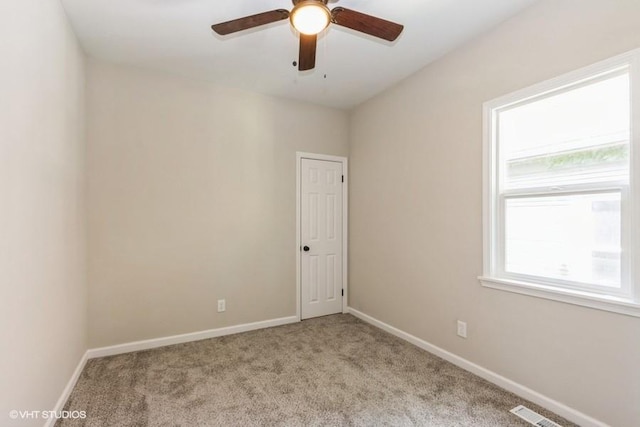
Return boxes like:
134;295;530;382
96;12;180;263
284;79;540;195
303;246;310;252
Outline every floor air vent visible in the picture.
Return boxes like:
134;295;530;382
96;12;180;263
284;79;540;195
510;405;562;427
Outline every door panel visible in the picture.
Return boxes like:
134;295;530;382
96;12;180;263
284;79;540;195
301;159;343;319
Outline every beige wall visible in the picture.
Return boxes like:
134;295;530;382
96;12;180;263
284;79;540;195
86;60;349;347
0;0;86;425
349;1;640;426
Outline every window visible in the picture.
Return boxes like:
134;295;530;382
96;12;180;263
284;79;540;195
481;50;640;317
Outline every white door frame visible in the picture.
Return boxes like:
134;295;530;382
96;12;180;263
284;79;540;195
296;152;348;321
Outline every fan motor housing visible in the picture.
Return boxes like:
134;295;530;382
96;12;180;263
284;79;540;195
292;0;329;5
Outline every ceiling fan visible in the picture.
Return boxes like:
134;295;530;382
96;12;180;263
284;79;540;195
211;0;404;71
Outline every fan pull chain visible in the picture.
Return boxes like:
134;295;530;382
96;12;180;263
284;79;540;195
322;30;329;82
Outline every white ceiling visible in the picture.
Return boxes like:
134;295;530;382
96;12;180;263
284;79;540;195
61;0;537;109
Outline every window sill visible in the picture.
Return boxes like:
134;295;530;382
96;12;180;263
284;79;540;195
478;276;640;318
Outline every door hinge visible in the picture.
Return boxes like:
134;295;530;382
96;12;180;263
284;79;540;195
341;175;344;183
342;289;344;296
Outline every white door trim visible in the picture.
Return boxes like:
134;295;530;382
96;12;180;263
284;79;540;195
296;152;348;321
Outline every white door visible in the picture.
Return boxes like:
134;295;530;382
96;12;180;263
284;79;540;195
301;158;343;319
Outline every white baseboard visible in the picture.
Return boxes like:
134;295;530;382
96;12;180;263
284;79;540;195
346;307;608;427
86;315;299;359
44;350;89;427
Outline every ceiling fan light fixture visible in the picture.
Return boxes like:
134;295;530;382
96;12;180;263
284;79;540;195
290;1;331;36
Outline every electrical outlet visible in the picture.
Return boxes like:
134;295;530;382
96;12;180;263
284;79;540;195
457;320;467;338
217;299;226;313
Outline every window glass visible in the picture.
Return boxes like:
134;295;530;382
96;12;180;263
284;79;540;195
504;192;621;288
499;72;630;189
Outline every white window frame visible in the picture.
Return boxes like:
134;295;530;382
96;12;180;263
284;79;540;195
480;49;640;318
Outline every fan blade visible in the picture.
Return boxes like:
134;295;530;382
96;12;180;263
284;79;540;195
298;34;317;71
331;7;403;41
212;9;289;35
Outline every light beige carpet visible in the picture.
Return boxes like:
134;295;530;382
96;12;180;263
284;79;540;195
57;314;574;426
